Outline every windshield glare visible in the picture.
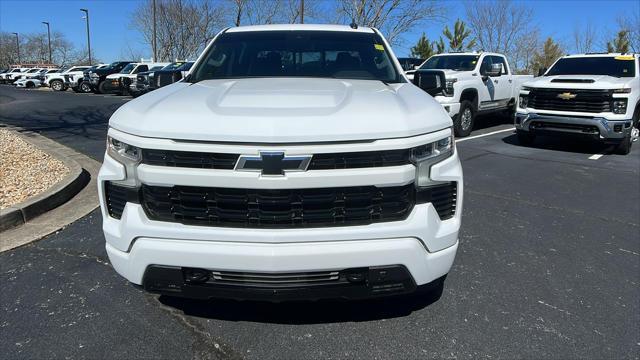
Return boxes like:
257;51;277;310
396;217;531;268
191;31;401;83
120;64;136;74
163;62;185;70
547;57;636;77
420;55;480;71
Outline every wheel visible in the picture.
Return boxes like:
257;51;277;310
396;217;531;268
50;79;64;91
453;100;475;137
613;135;632;155
79;81;92;93
503;100;516;120
96;81;107;94
517;129;535;146
25;81;35;89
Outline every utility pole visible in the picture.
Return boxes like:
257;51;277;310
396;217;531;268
80;9;92;65
42;21;52;64
12;32;20;64
300;0;304;24
152;0;157;61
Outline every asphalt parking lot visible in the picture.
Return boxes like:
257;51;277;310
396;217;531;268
1;85;639;359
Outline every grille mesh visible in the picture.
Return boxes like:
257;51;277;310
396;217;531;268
528;88;612;113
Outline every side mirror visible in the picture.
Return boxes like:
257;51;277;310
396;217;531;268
537;67;547;77
413;65;420;70
482;63;502;80
412;70;445;96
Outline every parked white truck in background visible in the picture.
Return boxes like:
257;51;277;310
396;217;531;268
408;52;532;137
46;66;91;91
516;53;639;155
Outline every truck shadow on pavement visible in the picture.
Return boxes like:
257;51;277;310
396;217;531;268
502;134;615;155
157;289;443;324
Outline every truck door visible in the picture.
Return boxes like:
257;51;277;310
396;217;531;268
490;55;512;106
477;55;496;110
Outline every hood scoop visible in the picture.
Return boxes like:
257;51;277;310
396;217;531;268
551;79;595;83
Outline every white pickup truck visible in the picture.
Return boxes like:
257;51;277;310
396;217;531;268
516;53;639;155
408;52;532;137
45;66;91;91
98;24;463;302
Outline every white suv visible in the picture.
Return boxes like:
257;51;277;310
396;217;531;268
98;24;463;301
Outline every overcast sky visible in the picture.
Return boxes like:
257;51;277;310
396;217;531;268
1;0;638;62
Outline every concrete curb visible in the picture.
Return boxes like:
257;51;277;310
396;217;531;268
0;126;100;250
0;130;90;232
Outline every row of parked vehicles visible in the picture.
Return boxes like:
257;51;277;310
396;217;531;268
405;51;639;154
0;60;194;98
1;50;638;154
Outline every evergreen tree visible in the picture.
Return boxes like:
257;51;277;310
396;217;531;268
410;33;436;59
607;30;630;53
532;37;564;74
442;19;476;51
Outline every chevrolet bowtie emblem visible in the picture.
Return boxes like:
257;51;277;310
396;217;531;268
235;152;312;176
557;92;577;100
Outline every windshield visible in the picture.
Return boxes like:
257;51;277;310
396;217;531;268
119;64;136;74
149;66;164;71
546;56;636;77
420;55;480;71
27;69;39;73
162;62;185;70
191;31;401;83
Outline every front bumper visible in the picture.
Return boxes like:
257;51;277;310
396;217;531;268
515;112;633;141
435;97;461;118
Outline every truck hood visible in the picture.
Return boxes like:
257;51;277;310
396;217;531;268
109;78;451;143
523;74;635;90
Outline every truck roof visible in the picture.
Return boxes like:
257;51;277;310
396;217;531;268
225;24;375;34
564;53;638;58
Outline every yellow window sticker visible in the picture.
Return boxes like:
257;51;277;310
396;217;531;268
374;44;385;51
615;55;634;60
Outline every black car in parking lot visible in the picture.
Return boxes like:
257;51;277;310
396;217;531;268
84;61;134;94
148;61;194;91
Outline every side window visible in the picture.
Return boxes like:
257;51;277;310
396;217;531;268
135;65;148;73
491;56;509;75
479;56;492;74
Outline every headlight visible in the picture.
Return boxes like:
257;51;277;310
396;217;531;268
90;72;99;78
411;129;454;187
613;99;628;114
444;78;457;96
519;95;528;109
107;136;141;187
613;88;631;94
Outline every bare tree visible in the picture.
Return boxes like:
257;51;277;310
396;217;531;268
332;0;445;46
573;21;597;53
131;0;227;62
512;28;540;74
465;0;535;71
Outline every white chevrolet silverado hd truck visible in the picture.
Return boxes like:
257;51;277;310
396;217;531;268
407;52;532;137
98;24;463;301
516;53;639;155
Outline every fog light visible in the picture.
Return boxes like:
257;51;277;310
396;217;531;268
613;100;627;114
614;124;623;132
184;268;210;283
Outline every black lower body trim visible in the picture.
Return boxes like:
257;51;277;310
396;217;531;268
142;265;417;301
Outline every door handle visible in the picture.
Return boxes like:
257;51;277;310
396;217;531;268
494;79;499;84
508;79;513;83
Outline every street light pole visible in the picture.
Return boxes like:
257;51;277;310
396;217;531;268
300;0;304;24
80;8;92;65
12;32;20;64
152;0;157;62
42;21;52;64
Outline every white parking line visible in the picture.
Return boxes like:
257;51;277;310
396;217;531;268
456;127;515;142
588;154;604;160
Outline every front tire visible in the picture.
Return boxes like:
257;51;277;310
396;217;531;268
79;81;92;93
95;81;107;94
50;79;64;91
454;100;475;137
